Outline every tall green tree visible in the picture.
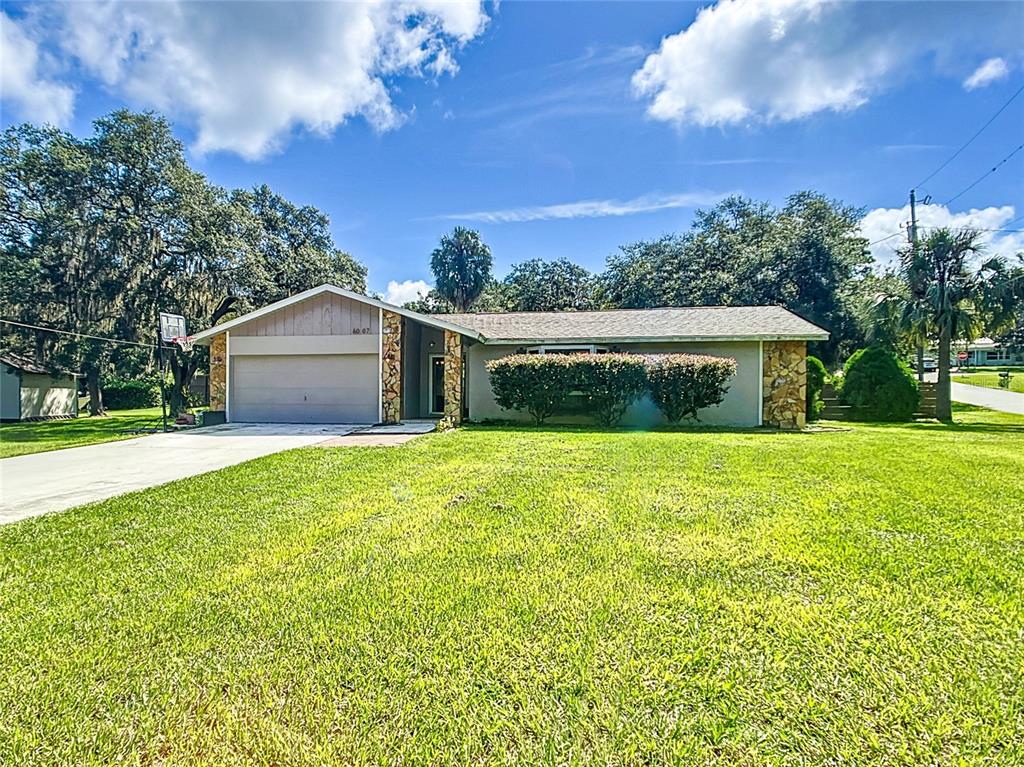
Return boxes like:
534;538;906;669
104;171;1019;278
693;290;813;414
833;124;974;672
430;227;493;312
598;193;871;363
502;258;595;312
1;110;368;415
893;228;1010;421
232;185;366;310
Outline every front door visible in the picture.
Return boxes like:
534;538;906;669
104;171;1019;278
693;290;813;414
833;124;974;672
429;355;445;414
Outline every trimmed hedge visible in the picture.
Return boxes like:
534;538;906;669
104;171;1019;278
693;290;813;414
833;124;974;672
838;346;919;421
485;354;574;424
574;354;648;426
806;355;828;421
645;354;737;423
102;378;161;410
486;352;737;426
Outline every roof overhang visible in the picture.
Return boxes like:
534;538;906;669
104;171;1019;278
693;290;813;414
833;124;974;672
190;284;484;345
477;334;829;345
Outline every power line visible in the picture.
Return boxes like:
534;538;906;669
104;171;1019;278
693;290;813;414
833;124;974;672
0;318;157;348
864;224;1024;248
867;231;905;247
915;83;1024;189
943;142;1024;206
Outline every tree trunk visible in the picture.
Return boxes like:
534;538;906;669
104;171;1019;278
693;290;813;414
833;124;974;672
87;370;105;416
936;329;952;422
916;344;924;382
168;353;198;414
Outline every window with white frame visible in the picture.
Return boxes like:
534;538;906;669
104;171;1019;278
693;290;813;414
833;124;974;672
526;344;608;355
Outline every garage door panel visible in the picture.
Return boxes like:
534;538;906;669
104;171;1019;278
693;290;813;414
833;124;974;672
235;386;377;406
231;353;378;423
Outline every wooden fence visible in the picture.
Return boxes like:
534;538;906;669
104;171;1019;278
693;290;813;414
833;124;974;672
820;381;937;420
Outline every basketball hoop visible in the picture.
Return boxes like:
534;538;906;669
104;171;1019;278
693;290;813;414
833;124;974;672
172;335;195;353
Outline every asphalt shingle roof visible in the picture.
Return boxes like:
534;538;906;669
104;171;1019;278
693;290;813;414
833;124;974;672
0;351;76;376
437;306;828;343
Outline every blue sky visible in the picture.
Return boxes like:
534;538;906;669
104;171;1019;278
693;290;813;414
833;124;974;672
2;1;1023;303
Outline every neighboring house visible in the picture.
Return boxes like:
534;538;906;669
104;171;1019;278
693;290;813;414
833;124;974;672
0;352;79;422
191;284;828;430
959;337;1022;367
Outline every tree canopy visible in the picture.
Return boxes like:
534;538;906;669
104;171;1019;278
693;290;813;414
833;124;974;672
501;258;596;312
0;110;366;413
882;228;1012;421
598;193;872;363
429;227;493;312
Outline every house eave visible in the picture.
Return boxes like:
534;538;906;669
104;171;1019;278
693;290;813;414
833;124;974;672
478;333;829;345
190;284;484;345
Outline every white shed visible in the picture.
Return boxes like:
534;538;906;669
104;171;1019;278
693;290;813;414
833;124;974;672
0;353;79;421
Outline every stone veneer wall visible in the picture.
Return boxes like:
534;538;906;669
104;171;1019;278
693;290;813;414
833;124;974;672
441;330;463;428
762;340;807;430
381;310;402;424
209;332;227;411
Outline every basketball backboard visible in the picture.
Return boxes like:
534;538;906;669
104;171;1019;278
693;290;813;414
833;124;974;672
159;312;186;342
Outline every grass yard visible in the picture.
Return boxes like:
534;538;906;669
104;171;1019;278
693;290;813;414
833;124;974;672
1;405;1022;764
0;407;164;458
952;370;1024;394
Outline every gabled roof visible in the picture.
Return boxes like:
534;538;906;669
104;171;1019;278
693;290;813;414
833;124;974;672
436;305;829;343
190;285;829;345
190;284;484;344
1;351;77;377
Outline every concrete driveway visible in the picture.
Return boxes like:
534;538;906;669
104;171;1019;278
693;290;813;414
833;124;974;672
952;381;1024;415
0;423;362;525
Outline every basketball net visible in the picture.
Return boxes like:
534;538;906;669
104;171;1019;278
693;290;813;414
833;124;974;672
172;335;195;353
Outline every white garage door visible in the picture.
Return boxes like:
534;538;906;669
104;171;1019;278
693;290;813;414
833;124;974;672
230;354;378;423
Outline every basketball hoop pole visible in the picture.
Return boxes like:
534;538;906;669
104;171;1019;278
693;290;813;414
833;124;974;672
157;311;186;433
158;328;168;433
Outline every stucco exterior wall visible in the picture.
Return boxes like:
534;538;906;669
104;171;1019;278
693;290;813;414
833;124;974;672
19;372;77;419
1;365;23;420
465;341;762;427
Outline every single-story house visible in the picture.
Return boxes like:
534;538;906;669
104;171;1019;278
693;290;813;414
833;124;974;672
191;284;828;429
0;352;79;422
958;337;1022;367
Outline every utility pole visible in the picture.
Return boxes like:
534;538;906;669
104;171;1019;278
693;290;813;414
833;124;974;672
909;189;924;382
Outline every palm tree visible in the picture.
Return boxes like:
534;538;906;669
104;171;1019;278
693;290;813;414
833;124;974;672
897;228;1006;421
430;227;493;312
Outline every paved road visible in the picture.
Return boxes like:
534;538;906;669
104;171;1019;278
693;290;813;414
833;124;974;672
951;381;1024;415
0;423;361;525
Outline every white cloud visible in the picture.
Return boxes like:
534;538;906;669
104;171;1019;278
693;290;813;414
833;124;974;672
385;279;432;305
439;191;728;223
859;203;1024;268
0;13;74;126
633;0;1021;127
15;1;488;159
963;57;1009;90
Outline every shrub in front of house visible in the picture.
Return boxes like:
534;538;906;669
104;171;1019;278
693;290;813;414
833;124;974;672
570;353;649;426
102;378;161;409
485;354;574;424
645;354;737;423
806;355;828;421
486;353;648;426
838;346;919;421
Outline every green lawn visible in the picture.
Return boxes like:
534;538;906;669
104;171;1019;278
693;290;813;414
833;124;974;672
0;407;164;458
1;406;1022;764
952;370;1024;393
